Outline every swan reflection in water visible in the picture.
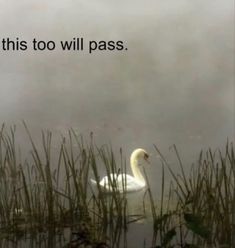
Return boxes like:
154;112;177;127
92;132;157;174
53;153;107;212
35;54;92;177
91;148;150;193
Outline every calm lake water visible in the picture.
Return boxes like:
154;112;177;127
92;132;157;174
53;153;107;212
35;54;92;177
0;0;234;247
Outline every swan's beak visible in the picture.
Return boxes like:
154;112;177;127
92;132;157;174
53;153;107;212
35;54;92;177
144;153;150;164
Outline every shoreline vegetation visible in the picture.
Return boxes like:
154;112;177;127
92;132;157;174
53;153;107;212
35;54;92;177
0;123;234;247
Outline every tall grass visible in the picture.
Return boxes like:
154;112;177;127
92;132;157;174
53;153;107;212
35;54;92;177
0;124;129;247
148;142;235;247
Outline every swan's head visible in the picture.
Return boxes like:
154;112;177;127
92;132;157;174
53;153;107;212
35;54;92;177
131;148;150;164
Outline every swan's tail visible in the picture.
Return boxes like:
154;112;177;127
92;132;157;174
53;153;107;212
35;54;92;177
90;178;98;185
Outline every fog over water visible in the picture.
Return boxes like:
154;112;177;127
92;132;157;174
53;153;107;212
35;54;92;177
0;0;234;175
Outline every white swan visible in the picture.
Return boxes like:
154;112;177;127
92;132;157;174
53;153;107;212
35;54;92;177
91;148;149;193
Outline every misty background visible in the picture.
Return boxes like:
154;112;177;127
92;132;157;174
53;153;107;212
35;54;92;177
0;0;234;174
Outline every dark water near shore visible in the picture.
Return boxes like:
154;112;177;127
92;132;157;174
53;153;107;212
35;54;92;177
0;223;154;248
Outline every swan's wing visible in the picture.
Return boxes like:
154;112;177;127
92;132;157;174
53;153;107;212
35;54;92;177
99;174;129;191
99;174;118;191
90;178;98;185
117;174;145;192
97;174;145;193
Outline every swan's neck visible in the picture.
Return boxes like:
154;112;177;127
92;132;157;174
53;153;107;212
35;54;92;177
130;155;145;185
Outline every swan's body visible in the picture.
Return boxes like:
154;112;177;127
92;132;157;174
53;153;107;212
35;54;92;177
91;148;149;193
